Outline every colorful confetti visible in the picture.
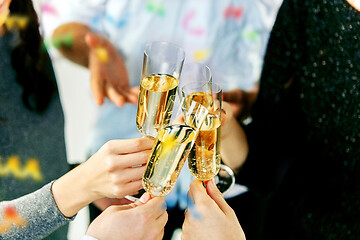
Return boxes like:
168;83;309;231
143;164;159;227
224;6;244;19
0;206;26;234
95;46;109;63
51;33;74;49
40;3;59;17
193;49;211;61
182;10;205;36
4;15;29;30
0;155;43;182
146;0;165;17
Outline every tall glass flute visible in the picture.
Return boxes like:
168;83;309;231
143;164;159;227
136;41;185;139
142;101;209;197
180;63;235;194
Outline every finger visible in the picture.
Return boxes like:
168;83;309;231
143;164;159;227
89;57;105;105
156;211;168;229
125;87;140;104
106;84;126;107
121;165;147;183
205;179;232;215
188;180;209;204
85;32;101;48
106;138;154;155
116;149;151;168
119;180;144;196
157;228;165;240
140;197;167;219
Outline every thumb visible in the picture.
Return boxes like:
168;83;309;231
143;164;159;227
205;180;232;215
85;32;101;48
126;192;152;209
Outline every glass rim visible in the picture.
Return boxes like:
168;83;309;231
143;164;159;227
180;81;222;95
144;41;185;60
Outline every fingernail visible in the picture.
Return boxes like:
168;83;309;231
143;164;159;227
139;192;150;203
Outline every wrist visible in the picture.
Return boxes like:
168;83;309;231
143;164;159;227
52;163;98;217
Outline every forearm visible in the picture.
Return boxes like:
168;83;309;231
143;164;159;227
0;183;72;239
221;117;249;174
52;163;98;218
52;22;92;67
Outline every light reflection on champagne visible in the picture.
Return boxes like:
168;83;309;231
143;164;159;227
136;74;178;138
185;92;222;181
143;124;196;197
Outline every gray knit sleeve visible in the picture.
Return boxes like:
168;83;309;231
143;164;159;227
0;182;74;240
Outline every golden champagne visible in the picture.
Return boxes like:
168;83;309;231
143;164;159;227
136;74;178;138
143;124;196;196
185;92;221;181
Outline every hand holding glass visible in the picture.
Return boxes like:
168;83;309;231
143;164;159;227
180;63;235;194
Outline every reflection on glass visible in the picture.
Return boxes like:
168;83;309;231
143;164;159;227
136;42;185;138
142;101;208;197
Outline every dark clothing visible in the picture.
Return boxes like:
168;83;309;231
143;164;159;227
237;0;360;239
0;32;70;239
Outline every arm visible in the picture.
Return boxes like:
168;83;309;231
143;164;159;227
52;22;138;106
0;137;154;239
0;183;71;240
182;180;246;240
221;102;249;174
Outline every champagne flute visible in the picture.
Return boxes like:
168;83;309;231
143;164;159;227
136;41;185;139
180;63;235;194
142;101;209;197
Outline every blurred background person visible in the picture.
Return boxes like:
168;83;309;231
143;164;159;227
0;0;70;238
226;0;360;239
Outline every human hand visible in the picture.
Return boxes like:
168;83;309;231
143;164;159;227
222;85;258;119
52;138;155;218
181;180;246;240
84;138;154;200
86;193;167;240
85;32;139;107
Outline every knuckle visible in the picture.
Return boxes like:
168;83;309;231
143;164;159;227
105;156;117;172
112;185;123;197
132;138;143;149
103;140;116;153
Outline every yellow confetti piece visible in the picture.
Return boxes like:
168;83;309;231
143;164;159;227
0;155;43;182
0;221;11;234
193;49;210;61
23;158;43;182
96;47;109;63
17;16;29;29
4;15;29;30
4;156;24;179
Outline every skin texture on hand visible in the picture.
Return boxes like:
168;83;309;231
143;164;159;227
52;138;154;218
86;193;168;240
182;180;246;240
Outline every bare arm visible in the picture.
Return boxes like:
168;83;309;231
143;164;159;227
52;22;91;67
221;102;249;174
52;22;138;106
